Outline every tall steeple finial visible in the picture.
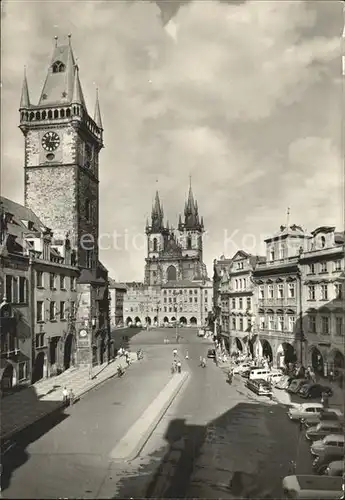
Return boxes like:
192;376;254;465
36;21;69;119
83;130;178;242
68;33;72;45
189;173;192;189
20;66;30;108
54;35;58;47
286;207;290;228
94;88;103;129
71;64;86;107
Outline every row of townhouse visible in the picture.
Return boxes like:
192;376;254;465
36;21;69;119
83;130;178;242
213;224;344;382
0;197;110;392
123;279;213;327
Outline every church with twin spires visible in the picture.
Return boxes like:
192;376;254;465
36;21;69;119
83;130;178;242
144;182;208;286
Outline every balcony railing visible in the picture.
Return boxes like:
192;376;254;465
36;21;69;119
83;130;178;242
258;298;297;307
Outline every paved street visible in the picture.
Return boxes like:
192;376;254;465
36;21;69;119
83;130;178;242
2;327;313;499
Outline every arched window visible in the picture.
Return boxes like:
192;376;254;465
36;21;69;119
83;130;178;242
35;111;40;120
48;110;53;119
60;109;65;118
321;236;326;248
187;236;192;250
153;238;157;252
167;265;177;281
52;61;65;73
54;109;59;119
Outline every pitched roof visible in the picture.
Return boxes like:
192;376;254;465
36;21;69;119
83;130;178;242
108;278;127;290
1;196;46;240
162;279;203;288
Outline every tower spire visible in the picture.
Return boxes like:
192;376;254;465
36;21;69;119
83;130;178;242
286;207;290;228
71;64;86;107
94;88;103;129
20;67;30;108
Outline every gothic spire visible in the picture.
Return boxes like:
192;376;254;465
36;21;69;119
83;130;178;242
71;64;86;107
20;67;30;108
38;34;83;107
94;88;103;129
183;177;202;230
151;191;164;231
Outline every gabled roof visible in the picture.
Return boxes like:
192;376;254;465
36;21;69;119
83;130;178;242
1;196;46;240
109;278;127;291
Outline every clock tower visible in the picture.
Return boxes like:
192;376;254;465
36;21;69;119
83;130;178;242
19;34;103;269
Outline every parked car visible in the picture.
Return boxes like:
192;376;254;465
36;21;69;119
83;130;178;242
248;368;272;382
233;363;252;374
207;349;216;359
288;403;324;421
310;434;344;457
323;460;345;477
305;421;344;442
287;378;310;394
268;372;283;385
282;475;343;499
241;369;251;379
197;329;205;337
302;409;344;429
276;376;296;390
246;378;272;397
313;452;345;474
299;384;333;399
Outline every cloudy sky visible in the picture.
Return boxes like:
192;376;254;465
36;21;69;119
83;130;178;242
1;0;343;281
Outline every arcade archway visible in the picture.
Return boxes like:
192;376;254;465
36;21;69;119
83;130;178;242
261;339;273;362
235;337;243;352
134;316;141;324
145;317;152;325
126;317;133;326
171;316;176;322
277;342;297;368
179;316;187;325
33;352;46;383
163;316;169;323
190;317;197;325
63;333;73;370
0;362;16;390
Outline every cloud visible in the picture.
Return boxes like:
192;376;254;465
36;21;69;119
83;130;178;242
1;0;342;280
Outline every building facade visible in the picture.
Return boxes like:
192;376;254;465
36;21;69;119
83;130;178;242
19;35;110;366
108;280;127;328
0;197;80;389
144;184;207;287
299;226;344;380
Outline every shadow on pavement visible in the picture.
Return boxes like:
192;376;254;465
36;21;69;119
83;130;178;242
110;327;145;352
112;401;314;499
1;386;69;492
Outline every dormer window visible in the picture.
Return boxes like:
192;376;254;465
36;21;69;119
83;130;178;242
52;61;65;73
321;236;326;248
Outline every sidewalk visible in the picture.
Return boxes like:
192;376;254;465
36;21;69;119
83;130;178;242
0;352;137;440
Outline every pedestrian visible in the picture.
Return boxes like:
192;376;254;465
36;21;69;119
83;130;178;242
177;360;182;373
185;350;189;360
69;388;75;406
171;362;176;374
228;368;233;385
126;353;130;366
199;356;203;366
62;386;69;405
202;357;206;368
173;348;177;357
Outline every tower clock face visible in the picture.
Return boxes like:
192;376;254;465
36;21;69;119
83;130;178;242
42;131;60;152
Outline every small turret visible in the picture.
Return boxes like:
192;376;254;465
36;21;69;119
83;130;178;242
20;67;30;109
94;88;103;129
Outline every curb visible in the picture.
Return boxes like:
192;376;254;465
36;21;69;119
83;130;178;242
114;371;190;463
0;357;136;442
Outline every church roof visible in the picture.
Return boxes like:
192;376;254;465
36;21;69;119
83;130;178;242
162;280;204;289
37;36;87;110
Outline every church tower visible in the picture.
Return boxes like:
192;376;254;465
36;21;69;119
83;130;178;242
178;179;205;278
19;35;103;270
144;191;169;285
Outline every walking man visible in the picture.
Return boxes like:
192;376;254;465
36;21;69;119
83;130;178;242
62;386;69;405
185;350;189;360
177;360;182;373
173;348;178;357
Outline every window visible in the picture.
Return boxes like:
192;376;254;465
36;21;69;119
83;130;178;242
321;236;326;248
194;297;197;303
18;362;27;381
5;275;12;302
239;298;243;309
52;61;65;73
288;315;295;332
279;246;286;259
277;315;284;331
194;290;197;294
60;275;66;290
270;249;275;261
164;297;167;303
60;301;66;320
239;318;243;331
320;262;327;273
335;283;342;300
36;271;44;287
70;276;76;291
235;279;238;290
19;277;27;303
35;333;45;348
268;315;275;330
189;290;193;295
288;283;295;298
246;297;251;310
232;298;236;309
49;273;56;289
187;236;192;249
86;250;92;268
173;297;176;303
189;297;192;303
268;284;274;299
321;316;329;335
308;285;315;300
204;289;208;294
168;297;172;303
259;285;264;299
49;301;56;321
164;306;167;312
37;301;44;322
334;260;342;271
277;283;284;299
153;271;156;277
232;317;236;330
70;301;75;319
308;264;315;274
153;238;157;252
205;297;208;303
321;284;328;301
335;317;343;336
308;315;316;333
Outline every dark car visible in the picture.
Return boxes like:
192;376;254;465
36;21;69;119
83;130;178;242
241;370;251;379
207;349;216;359
313;452;345;474
300;384;333;399
286;378;310;394
302;409;344;429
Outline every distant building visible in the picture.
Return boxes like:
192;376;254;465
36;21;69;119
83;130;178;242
299;226;344;379
108;280;127;328
0;196;79;388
